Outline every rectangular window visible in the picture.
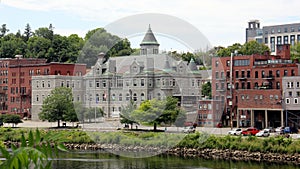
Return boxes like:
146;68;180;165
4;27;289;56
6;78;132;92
284;36;289;44
277;36;282;45
270;37;275;52
284;70;288;76
215;72;219;79
235;71;239;78
291;35;295;46
141;79;145;86
294;98;298;104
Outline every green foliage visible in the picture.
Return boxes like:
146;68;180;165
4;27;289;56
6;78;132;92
0;114;23;127
120;100;138;129
201;82;212;99
39;87;77;127
0;129;67;169
217;41;270;57
291;42;300;62
131;97;186;129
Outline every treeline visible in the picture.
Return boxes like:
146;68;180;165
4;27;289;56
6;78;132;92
0;24;135;67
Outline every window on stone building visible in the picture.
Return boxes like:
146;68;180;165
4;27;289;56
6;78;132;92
297;91;300;97
36;95;39;102
286;98;290;104
141;79;145;86
247;82;251;89
61;81;64;87
294;98;298;104
255;71;258;78
247;70;250;78
36;81;39;88
284;70;288;76
126;93;130;101
289;91;293;97
157;93;161;100
119;94;122;101
96;80;100;88
133;79;137;87
133;93;137;101
103;80;106;88
141;93;145;101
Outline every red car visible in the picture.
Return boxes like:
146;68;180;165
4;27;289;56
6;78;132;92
242;127;260;136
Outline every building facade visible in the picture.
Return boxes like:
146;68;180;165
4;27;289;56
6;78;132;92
31;26;205;122
246;20;300;54
0;56;86;119
282;76;300;128
211;44;299;129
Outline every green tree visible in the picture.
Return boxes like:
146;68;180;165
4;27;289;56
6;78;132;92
132;97;186;130
291;42;300;62
0;114;23;127
217;43;242;57
39;87;76;127
240;40;269;55
202;81;212;99
23;23;33;41
120;100;138;129
0;24;9;38
0;33;26;58
79;28;133;67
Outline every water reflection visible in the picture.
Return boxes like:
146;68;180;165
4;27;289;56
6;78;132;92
52;151;299;169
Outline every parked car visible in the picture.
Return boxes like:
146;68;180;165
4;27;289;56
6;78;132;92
183;126;195;133
265;127;275;133
255;129;270;137
242;127;260;136
228;128;242;135
275;127;284;134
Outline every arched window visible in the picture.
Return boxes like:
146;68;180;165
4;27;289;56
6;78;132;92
126;93;130;101
157;93;161;100
96;94;99;103
133;93;137;101
119;94;122;101
141;93;145;101
112;93;116;101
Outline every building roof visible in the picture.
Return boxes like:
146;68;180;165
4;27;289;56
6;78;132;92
140;25;159;46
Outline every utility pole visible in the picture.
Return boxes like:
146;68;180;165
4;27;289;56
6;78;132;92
229;52;234;130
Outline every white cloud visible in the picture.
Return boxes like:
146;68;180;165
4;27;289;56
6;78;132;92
2;0;300;46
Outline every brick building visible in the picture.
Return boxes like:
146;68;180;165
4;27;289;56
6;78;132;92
211;44;299;129
0;56;86;118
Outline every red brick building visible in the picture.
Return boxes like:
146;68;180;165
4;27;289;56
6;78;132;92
0;56;86;118
210;44;299;129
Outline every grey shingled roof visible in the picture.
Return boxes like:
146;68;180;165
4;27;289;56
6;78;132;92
140;25;159;46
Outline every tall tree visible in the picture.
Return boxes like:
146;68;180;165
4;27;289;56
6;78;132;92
0;24;9;38
23;23;33;41
39;87;76;127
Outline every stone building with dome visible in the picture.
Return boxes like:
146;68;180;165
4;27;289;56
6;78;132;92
31;26;206;121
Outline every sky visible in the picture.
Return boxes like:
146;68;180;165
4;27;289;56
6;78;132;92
0;0;300;52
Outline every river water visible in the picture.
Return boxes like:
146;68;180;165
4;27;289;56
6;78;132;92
52;151;299;169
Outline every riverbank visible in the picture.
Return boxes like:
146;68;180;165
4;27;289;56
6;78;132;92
57;142;300;165
1;128;300;165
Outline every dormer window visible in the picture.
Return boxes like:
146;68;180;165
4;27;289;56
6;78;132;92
133;66;137;72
